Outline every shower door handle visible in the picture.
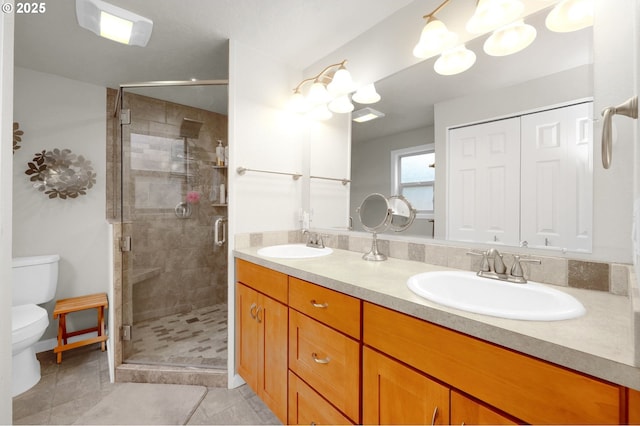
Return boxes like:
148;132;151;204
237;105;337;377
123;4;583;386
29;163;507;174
214;217;227;247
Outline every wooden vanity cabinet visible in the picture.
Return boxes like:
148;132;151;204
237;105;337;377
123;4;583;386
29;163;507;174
363;347;450;425
236;260;288;424
288;277;361;424
363;301;623;425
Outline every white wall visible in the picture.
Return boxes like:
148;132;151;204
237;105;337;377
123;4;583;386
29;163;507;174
230;42;307;235
0;9;14;424
13;67;109;343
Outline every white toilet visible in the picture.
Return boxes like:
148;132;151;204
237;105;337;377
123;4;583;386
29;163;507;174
11;254;60;397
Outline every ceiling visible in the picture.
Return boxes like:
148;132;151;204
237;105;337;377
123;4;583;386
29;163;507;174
14;0;413;88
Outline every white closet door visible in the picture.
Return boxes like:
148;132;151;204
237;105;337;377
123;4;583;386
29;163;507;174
447;117;521;245
520;102;593;252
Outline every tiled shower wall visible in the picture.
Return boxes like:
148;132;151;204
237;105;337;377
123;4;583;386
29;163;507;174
235;230;632;297
108;89;228;324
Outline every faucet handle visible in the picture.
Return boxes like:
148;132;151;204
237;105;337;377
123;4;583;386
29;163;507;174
466;251;490;272
510;255;542;278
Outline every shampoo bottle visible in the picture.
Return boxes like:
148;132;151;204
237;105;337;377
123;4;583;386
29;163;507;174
216;140;225;166
219;183;226;204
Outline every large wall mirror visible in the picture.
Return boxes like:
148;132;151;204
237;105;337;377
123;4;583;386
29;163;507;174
347;6;594;250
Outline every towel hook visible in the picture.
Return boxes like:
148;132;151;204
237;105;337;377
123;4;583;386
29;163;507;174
601;95;638;169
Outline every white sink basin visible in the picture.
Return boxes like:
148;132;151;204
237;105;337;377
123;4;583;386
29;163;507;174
407;271;586;321
257;244;333;259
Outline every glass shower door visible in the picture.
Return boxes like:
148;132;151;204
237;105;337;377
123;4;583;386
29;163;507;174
119;83;229;369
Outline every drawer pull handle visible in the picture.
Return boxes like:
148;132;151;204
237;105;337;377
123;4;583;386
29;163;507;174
431;406;438;426
256;306;263;323
311;352;330;364
249;303;257;320
310;300;329;309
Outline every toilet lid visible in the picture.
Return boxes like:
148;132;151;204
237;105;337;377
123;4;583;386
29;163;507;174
12;304;48;343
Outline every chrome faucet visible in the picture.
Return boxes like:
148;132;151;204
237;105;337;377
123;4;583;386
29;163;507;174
303;230;325;249
467;248;540;284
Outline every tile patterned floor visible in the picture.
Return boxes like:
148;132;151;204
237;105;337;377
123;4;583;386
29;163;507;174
127;303;227;369
12;345;280;425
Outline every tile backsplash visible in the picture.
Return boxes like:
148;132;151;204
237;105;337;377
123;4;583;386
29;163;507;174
235;230;631;297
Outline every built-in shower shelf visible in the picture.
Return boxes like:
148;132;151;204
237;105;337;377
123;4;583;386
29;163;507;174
211;203;228;207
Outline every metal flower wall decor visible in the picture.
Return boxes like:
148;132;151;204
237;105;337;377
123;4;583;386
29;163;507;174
25;148;97;199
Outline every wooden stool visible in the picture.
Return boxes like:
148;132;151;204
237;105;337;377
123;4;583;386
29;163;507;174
53;293;108;364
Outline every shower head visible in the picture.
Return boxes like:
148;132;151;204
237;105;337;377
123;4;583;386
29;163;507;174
180;118;204;139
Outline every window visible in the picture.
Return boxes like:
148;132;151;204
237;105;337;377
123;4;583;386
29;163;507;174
391;144;435;219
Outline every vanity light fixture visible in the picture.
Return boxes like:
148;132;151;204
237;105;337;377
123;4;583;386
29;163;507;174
466;0;525;34
484;20;537;56
545;0;594;33
76;0;153;47
352;107;385;123
288;60;380;120
434;45;477;76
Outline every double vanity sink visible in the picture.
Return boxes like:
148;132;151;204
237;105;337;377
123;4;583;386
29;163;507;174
256;244;586;321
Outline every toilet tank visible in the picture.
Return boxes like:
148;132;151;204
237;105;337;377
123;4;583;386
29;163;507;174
12;254;60;306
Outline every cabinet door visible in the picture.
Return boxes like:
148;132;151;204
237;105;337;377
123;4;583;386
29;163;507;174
447;117;521;245
363;347;449;425
236;283;288;424
257;293;288;424
451;390;517;425
288;371;353;425
521;102;593;252
236;283;259;391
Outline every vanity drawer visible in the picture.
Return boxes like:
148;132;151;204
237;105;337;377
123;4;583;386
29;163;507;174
289;277;361;339
236;259;288;304
289;309;360;423
288;371;353;425
363;302;622;425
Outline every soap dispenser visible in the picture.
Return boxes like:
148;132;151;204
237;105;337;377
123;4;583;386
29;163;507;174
216;140;225;166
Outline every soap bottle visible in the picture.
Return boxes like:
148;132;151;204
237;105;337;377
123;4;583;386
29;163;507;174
216;140;225;166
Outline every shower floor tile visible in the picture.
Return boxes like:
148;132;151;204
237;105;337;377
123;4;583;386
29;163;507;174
126;303;227;369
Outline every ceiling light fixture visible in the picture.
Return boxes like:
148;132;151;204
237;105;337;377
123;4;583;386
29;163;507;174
352;107;385;123
545;0;594;33
288;60;380;120
484;20;537;56
76;0;153;47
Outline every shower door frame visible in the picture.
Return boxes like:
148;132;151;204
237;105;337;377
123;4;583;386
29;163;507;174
114;79;230;373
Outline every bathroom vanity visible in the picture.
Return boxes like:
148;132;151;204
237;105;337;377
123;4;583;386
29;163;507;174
234;248;639;425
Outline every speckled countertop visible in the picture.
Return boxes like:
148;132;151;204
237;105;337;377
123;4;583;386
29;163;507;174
234;247;640;390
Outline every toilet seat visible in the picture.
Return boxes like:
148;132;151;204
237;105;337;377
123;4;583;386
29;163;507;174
12;304;49;345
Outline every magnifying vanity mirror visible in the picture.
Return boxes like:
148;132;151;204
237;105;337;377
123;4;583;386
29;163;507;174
357;193;416;261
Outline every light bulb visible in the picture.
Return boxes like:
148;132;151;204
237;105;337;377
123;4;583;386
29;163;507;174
287;90;309;113
546;0;594;32
352;83;381;104
327;67;355;96
328;95;354;114
413;18;458;59
434;45;476;76
307;81;331;104
484;20;537;56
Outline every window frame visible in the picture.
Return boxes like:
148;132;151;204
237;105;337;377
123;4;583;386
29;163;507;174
390;144;435;220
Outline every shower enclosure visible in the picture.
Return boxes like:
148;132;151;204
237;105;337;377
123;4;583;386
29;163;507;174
115;81;229;371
